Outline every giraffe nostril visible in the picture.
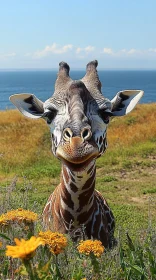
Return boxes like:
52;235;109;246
81;127;92;141
63;128;73;141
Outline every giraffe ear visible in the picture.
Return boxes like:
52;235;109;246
10;93;44;119
111;90;144;116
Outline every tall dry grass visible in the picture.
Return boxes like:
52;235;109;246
0;103;155;169
108;103;156;147
0;110;48;167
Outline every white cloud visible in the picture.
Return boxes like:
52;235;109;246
76;45;95;54
103;47;141;56
76;47;82;54
103;48;114;55
148;48;156;53
127;48;138;54
5;52;16;57
31;43;156;61
102;47;156;56
3;45;156;67
34;43;73;58
0;52;16;58
122;49;155;56
84;45;95;52
120;49;127;53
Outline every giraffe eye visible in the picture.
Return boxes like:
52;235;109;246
98;109;113;124
44;109;57;124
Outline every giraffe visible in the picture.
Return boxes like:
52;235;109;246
10;60;144;247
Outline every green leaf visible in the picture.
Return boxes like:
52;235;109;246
129;264;148;279
126;232;135;251
17;264;28;276
0;249;6;253
0;233;11;241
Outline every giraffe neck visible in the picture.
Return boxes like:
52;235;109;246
59;160;96;229
43;158;115;247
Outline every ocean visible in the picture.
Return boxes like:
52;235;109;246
0;70;155;110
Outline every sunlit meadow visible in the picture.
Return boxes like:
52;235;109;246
0;103;156;279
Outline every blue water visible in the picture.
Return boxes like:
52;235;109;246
0;70;156;110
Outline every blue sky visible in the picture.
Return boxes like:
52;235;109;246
0;0;156;69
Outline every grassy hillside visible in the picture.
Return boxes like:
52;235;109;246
0;103;156;232
0;103;156;279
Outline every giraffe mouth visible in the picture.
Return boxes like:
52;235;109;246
61;156;96;171
56;147;98;170
56;137;99;170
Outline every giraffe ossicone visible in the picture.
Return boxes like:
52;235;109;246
10;60;144;247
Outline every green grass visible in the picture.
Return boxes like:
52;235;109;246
22;160;61;179
143;188;156;195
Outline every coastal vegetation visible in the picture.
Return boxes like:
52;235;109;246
0;103;156;279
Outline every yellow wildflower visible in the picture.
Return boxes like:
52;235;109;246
39;230;67;255
0;241;2;248
77;239;104;257
72;279;86;280
0;209;38;226
6;236;44;260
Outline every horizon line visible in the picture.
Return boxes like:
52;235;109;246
0;67;156;71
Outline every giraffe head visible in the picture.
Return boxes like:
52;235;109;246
10;61;143;170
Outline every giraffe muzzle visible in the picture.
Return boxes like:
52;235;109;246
56;131;98;165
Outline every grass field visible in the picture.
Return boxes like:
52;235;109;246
0;103;156;279
0;103;156;227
